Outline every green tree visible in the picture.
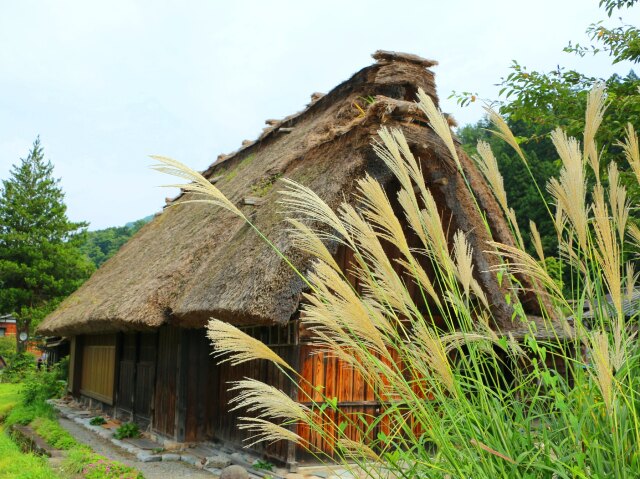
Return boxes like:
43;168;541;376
455;0;640;259
0;138;94;350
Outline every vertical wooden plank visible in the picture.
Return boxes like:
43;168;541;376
68;336;77;394
312;351;324;452
297;345;313;448
175;328;188;442
323;355;337;454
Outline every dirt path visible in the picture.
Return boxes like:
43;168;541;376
58;417;213;479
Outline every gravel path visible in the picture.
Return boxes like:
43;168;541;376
58;417;213;479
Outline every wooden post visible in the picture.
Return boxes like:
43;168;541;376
150;329;161;432
70;336;84;397
175;328;188;442
130;333;140;421
113;333;123;413
286;320;301;472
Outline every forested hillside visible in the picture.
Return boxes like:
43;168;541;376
80;216;152;268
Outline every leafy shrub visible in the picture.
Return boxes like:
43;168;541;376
253;459;274;471
113;422;140;440
20;369;65;406
0;336;16;360
4;399;55;428
0;352;35;383
4;369;61;428
89;416;106;426
55;355;70;381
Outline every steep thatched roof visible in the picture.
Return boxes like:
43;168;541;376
38;51;556;337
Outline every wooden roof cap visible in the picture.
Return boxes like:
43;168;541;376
372;50;439;67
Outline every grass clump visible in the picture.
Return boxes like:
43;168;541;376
30;417;78;450
62;448;143;479
0;423;59;479
156;84;640;478
251;173;282;197
0;365;144;478
0;383;59;479
0;383;21;421
89;416;106;426
113;422;140;440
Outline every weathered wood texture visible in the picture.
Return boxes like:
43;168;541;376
135;333;157;421
183;328;217;442
68;336;77;393
154;325;179;437
213;324;297;463
116;333;137;413
79;334;116;404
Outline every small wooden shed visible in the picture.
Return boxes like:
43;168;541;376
37;51;556;467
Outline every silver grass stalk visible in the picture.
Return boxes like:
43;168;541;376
591;185;627;370
474;140;508;213
280;179;352;247
606;162;629;244
416;88;462;172
530;220;546;263
484;106;527;164
150;156;244;217
357;175;411;259
619;123;640;184
228;379;310;422
303;260;389;352
583;84;607;183
237;418;303;448
287;218;342;273
206;319;293;371
487;241;565;303
588;331;614;414
629;223;640;249
453;230;474;299
338;203;417;320
337;438;382;462
547;128;588;250
373;128;417;200
592;184;622;320
410;325;457;396
626;262;638;299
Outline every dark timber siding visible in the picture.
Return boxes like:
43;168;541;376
154;325;179;437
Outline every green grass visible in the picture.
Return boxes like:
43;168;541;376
0;377;143;478
0;384;59;478
0;424;59;479
0;383;21;420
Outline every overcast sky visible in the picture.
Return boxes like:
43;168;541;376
1;1;637;230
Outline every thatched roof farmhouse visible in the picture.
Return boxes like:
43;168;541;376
37;51;558;466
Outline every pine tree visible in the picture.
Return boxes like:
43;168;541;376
0;138;94;350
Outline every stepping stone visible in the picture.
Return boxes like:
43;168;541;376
162;453;181;461
124;437;161;450
136;452;162;462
